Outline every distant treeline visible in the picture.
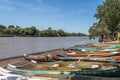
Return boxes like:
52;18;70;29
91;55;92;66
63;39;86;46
0;24;87;37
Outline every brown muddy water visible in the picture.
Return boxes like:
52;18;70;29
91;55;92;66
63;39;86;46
0;37;97;59
1;37;120;80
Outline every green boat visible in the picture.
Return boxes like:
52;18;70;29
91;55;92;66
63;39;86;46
6;64;120;77
70;45;120;51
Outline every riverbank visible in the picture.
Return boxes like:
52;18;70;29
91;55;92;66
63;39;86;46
1;41;120;80
0;41;118;67
0;49;72;79
0;49;67;67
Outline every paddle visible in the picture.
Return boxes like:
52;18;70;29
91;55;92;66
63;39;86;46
77;54;91;62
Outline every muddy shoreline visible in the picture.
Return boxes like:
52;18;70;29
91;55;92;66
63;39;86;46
1;42;120;80
0;43;83;67
0;42;110;67
0;41;116;67
0;49;67;67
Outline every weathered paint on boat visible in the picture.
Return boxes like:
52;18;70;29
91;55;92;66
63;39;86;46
71;67;120;77
6;64;120;77
71;45;120;51
66;51;120;57
23;54;56;62
6;64;71;75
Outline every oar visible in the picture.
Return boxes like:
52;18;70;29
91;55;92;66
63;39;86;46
77;57;82;62
67;54;91;68
77;54;91;62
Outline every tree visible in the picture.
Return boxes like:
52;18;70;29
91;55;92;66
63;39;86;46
89;22;109;39
29;26;39;36
0;24;6;32
0;24;86;37
47;27;54;37
8;25;15;28
90;0;120;39
58;29;66;36
14;26;21;36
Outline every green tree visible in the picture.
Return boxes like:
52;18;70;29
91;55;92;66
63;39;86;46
89;22;109;39
30;26;39;36
0;24;6;33
14;26;21;36
58;29;66;36
93;0;120;39
47;27;54;37
8;25;15;28
0;24;86;37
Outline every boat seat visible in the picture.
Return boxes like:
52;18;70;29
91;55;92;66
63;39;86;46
81;64;100;71
91;64;99;69
52;64;60;67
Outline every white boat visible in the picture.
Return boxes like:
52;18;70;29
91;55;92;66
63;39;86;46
0;67;56;80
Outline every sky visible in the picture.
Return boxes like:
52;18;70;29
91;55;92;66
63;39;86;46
0;0;104;34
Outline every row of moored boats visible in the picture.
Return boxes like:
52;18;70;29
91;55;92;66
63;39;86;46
1;41;120;79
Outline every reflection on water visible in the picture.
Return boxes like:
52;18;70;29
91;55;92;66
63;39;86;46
0;37;97;59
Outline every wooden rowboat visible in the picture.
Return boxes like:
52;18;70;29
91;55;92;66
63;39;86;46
52;55;80;61
24;53;120;62
69;45;120;51
66;51;120;57
23;54;56;62
6;64;120;77
24;54;81;62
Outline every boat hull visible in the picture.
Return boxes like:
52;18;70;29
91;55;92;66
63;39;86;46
24;55;56;62
6;64;120;77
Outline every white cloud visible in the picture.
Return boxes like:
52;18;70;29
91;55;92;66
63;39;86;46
37;0;43;4
0;5;14;11
0;0;60;13
40;14;65;22
0;0;9;3
66;8;88;15
17;2;60;13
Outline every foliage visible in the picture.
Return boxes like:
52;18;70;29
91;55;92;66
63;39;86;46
89;22;109;39
0;24;6;33
89;0;120;39
0;24;86;37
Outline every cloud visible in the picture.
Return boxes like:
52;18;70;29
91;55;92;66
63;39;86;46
65;8;88;15
17;2;60;13
0;0;60;13
0;0;14;11
0;0;9;3
37;0;43;4
0;5;14;11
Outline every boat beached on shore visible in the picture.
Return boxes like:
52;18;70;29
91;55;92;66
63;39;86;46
23;52;120;63
65;51;120;57
1;40;120;79
68;45;120;51
6;63;120;77
23;54;56;62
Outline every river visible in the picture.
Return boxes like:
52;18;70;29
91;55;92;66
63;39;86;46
0;37;98;59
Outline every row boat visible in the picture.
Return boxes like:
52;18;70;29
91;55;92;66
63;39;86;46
24;54;120;63
66;51;120;57
23;54;56;62
23;54;81;62
6;64;120;77
66;45;120;51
